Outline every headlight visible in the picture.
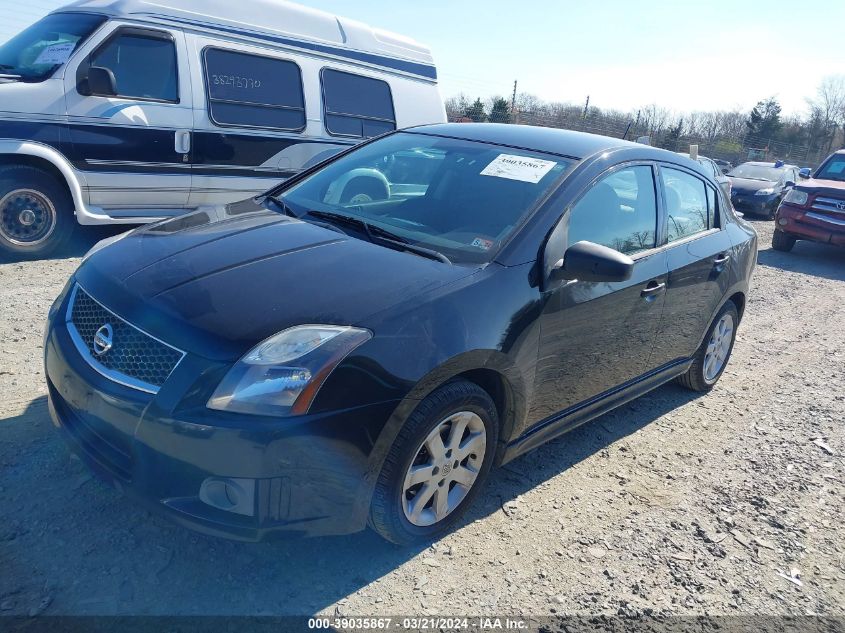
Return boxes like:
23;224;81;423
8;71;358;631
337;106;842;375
754;188;775;196
783;189;809;206
208;325;371;417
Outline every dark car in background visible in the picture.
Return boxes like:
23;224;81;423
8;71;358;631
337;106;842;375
43;124;757;544
772;149;845;251
728;161;803;218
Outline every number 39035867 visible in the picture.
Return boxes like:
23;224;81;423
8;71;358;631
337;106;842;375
212;74;262;89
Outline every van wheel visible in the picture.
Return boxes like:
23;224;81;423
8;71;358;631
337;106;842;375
771;229;796;252
339;177;389;205
369;380;498;545
0;166;75;259
676;301;739;392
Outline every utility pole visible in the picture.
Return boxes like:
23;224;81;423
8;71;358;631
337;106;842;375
582;95;590;119
510;80;518;122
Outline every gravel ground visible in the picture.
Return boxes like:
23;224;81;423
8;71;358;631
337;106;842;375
0;219;843;618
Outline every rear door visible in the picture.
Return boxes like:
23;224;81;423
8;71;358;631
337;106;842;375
531;163;668;420
64;23;192;213
649;165;734;367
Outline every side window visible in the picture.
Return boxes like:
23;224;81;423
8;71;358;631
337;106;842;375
88;30;177;101
322;69;396;138
705;185;719;229
204;48;305;130
661;167;708;242
567;165;657;256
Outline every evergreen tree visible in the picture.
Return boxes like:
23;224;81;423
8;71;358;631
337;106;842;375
465;98;487;122
488;97;511;123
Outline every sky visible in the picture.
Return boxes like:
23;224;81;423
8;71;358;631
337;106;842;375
2;0;845;117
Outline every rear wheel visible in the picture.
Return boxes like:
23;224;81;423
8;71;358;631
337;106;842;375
0;166;75;259
677;301;739;392
771;229;796;252
369;380;498;545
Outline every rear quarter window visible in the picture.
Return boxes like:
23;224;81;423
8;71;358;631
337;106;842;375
321;69;396;138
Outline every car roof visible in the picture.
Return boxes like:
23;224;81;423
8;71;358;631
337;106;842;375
58;0;436;73
405;123;671;161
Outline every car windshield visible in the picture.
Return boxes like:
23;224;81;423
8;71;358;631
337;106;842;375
0;12;106;82
279;132;572;264
815;155;845;182
727;164;784;182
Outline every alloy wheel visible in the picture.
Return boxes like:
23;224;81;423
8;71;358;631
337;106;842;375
402;411;486;527
703;313;734;383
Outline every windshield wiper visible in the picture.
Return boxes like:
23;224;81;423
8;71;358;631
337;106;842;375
306;210;451;264
262;194;298;218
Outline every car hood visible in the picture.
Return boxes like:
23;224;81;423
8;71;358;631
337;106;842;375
76;204;476;361
728;177;778;194
794;177;845;198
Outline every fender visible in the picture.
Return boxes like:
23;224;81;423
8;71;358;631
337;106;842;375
0;139;115;225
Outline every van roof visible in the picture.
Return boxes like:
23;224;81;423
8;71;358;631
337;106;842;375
58;0;437;80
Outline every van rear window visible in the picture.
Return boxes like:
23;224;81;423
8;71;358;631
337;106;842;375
321;69;396;138
204;48;305;131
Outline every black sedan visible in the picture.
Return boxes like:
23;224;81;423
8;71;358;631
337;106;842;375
728;161;802;218
44;124;758;544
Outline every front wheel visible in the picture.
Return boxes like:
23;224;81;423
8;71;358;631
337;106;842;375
771;229;796;252
676;301;739;392
0;166;75;259
369;380;499;545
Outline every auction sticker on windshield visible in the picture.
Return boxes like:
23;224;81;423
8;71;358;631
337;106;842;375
33;42;75;66
480;153;557;183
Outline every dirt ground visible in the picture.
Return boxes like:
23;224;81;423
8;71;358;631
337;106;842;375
0;219;843;618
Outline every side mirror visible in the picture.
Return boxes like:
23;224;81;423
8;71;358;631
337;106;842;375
85;66;117;97
784;180;796;189
798;168;811;179
550;241;634;283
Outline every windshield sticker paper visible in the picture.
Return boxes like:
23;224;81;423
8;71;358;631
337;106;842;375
480;154;557;184
34;42;75;66
471;237;494;250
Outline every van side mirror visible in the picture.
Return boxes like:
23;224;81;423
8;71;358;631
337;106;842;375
798;168;811;179
85;66;117;97
550;241;634;283
784;180;796;189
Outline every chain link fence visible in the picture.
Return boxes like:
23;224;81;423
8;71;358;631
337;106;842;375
447;109;831;169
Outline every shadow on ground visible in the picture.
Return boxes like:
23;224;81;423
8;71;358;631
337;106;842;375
0;383;699;616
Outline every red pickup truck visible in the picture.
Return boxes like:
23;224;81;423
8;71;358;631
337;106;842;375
772;149;845;251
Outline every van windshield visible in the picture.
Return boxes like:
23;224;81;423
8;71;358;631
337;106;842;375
280;132;572;264
0;12;106;82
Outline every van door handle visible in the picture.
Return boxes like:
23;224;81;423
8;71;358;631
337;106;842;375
640;281;666;299
714;253;731;266
175;130;191;155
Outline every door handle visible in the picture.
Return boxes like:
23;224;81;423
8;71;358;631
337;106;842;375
175;130;191;155
640;281;666;298
714;253;731;266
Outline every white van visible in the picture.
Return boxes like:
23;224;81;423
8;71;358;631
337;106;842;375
0;0;445;257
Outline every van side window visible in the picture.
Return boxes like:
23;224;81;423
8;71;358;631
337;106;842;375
204;49;305;130
89;31;178;102
661;167;708;242
321;69;396;138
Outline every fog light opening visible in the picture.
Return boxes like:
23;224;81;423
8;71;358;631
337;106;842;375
778;218;788;226
199;477;256;516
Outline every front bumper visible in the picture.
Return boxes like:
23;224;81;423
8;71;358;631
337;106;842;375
44;292;399;541
731;192;778;215
776;204;845;246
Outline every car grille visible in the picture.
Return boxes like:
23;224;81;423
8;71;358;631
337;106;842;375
811;196;845;216
67;285;184;393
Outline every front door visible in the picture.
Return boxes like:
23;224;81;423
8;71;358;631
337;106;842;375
64;23;192;214
649;165;735;367
530;164;668;422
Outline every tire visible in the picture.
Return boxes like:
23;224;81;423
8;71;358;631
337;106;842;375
676;301;739;393
771;229;796;252
339;177;388;205
0;165;75;259
369;380;499;545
